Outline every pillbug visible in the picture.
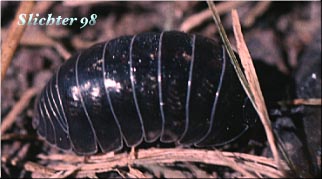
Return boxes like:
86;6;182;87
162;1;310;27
33;31;257;155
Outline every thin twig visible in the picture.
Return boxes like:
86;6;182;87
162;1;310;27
1;141;22;164
231;9;282;170
2;27;72;60
10;143;31;166
243;1;271;27
1;133;38;141
32;1;55;15
63;0;107;7
180;1;247;32
24;161;56;176
1;1;35;82
1;87;40;135
279;98;322;106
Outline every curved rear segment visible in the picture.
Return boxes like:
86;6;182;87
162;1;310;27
38;90;56;145
43;79;71;150
33;95;46;138
178;35;224;145
35;79;70;151
195;47;250;147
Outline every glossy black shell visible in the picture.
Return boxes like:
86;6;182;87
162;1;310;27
33;31;256;155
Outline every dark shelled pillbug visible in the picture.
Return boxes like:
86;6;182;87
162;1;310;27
33;31;257;155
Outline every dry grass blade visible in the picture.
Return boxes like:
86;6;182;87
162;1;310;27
30;148;286;178
205;1;254;101
49;165;81;178
231;9;282;171
205;0;285;177
1;87;40;135
1;1;35;82
128;166;148;178
211;150;257;178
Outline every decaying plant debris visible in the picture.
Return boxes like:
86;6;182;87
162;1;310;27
1;1;321;178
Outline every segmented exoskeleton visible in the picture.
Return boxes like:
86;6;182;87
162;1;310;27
33;31;256;155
